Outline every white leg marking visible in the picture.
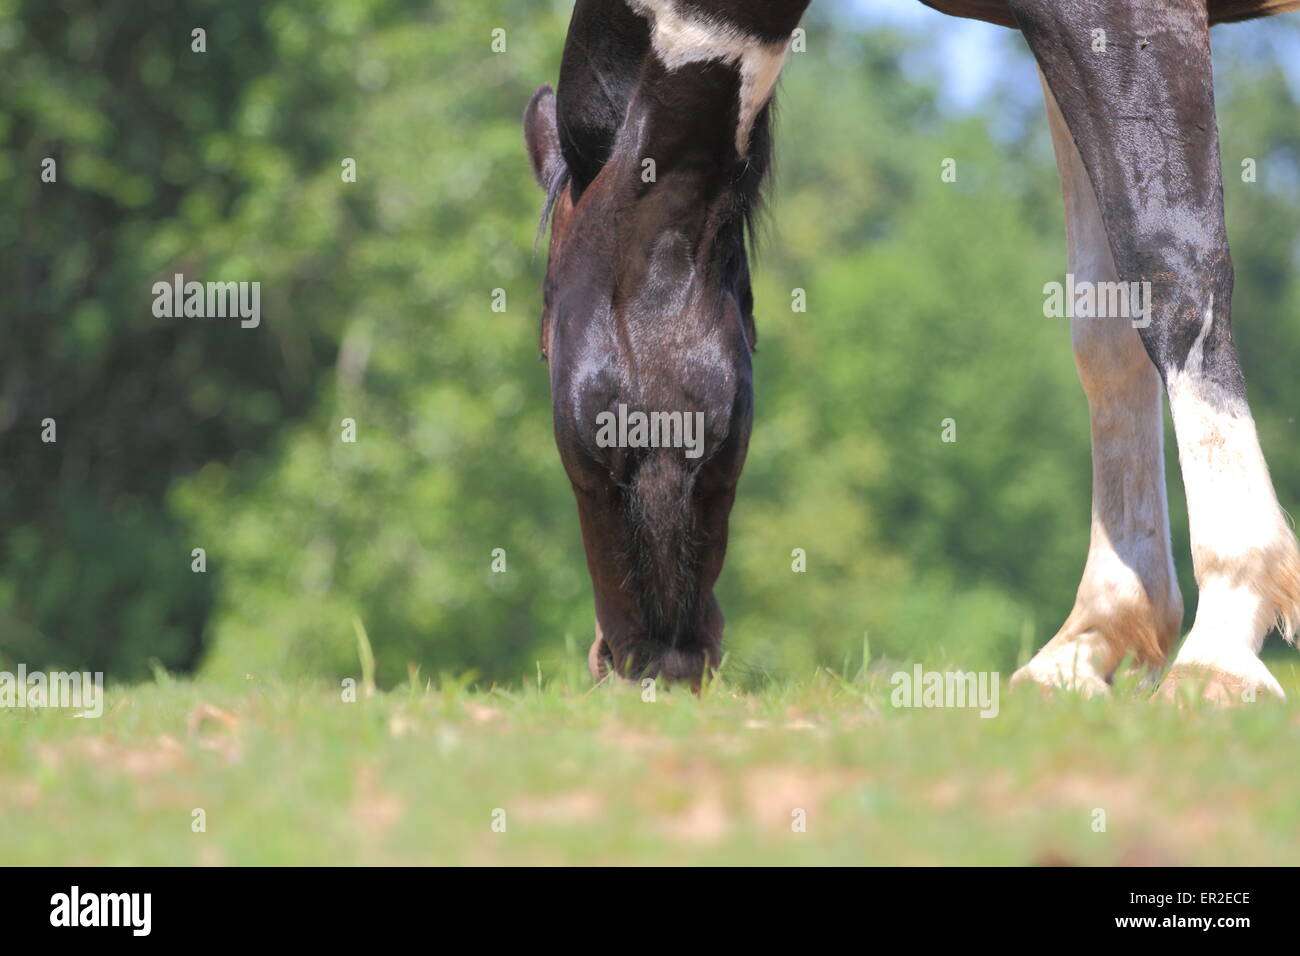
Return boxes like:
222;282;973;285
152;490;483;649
627;0;793;156
1012;74;1182;695
1163;369;1299;701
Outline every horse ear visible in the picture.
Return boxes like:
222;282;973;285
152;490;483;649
523;85;564;189
556;0;650;193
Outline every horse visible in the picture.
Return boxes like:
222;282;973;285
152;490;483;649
919;0;1300;702
523;0;812;687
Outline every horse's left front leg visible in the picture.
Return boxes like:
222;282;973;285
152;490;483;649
1012;74;1183;695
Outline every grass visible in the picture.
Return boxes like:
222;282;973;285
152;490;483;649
2;654;1299;866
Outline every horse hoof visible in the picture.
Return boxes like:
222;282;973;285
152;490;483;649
1156;658;1285;707
1009;661;1110;698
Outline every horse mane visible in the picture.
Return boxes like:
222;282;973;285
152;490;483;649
535;160;571;251
738;97;777;256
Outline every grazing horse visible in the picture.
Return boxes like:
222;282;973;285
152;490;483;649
523;0;811;685
923;0;1300;701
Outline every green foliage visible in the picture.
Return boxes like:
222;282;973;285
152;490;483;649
1;0;378;673
173;0;587;685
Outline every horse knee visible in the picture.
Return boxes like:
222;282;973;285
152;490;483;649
1133;250;1245;401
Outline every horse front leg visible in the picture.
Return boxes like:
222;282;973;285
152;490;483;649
1012;74;1183;695
569;480;642;683
1010;0;1300;702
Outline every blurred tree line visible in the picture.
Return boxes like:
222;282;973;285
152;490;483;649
2;0;1298;685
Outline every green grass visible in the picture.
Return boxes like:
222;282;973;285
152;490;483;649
2;656;1299;865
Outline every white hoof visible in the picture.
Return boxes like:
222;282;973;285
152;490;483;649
1158;649;1285;706
1010;649;1111;697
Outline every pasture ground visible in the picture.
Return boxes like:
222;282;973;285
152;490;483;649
3;653;1299;866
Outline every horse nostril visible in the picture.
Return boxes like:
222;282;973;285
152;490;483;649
654;648;708;686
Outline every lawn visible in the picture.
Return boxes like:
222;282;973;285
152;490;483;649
3;650;1299;866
